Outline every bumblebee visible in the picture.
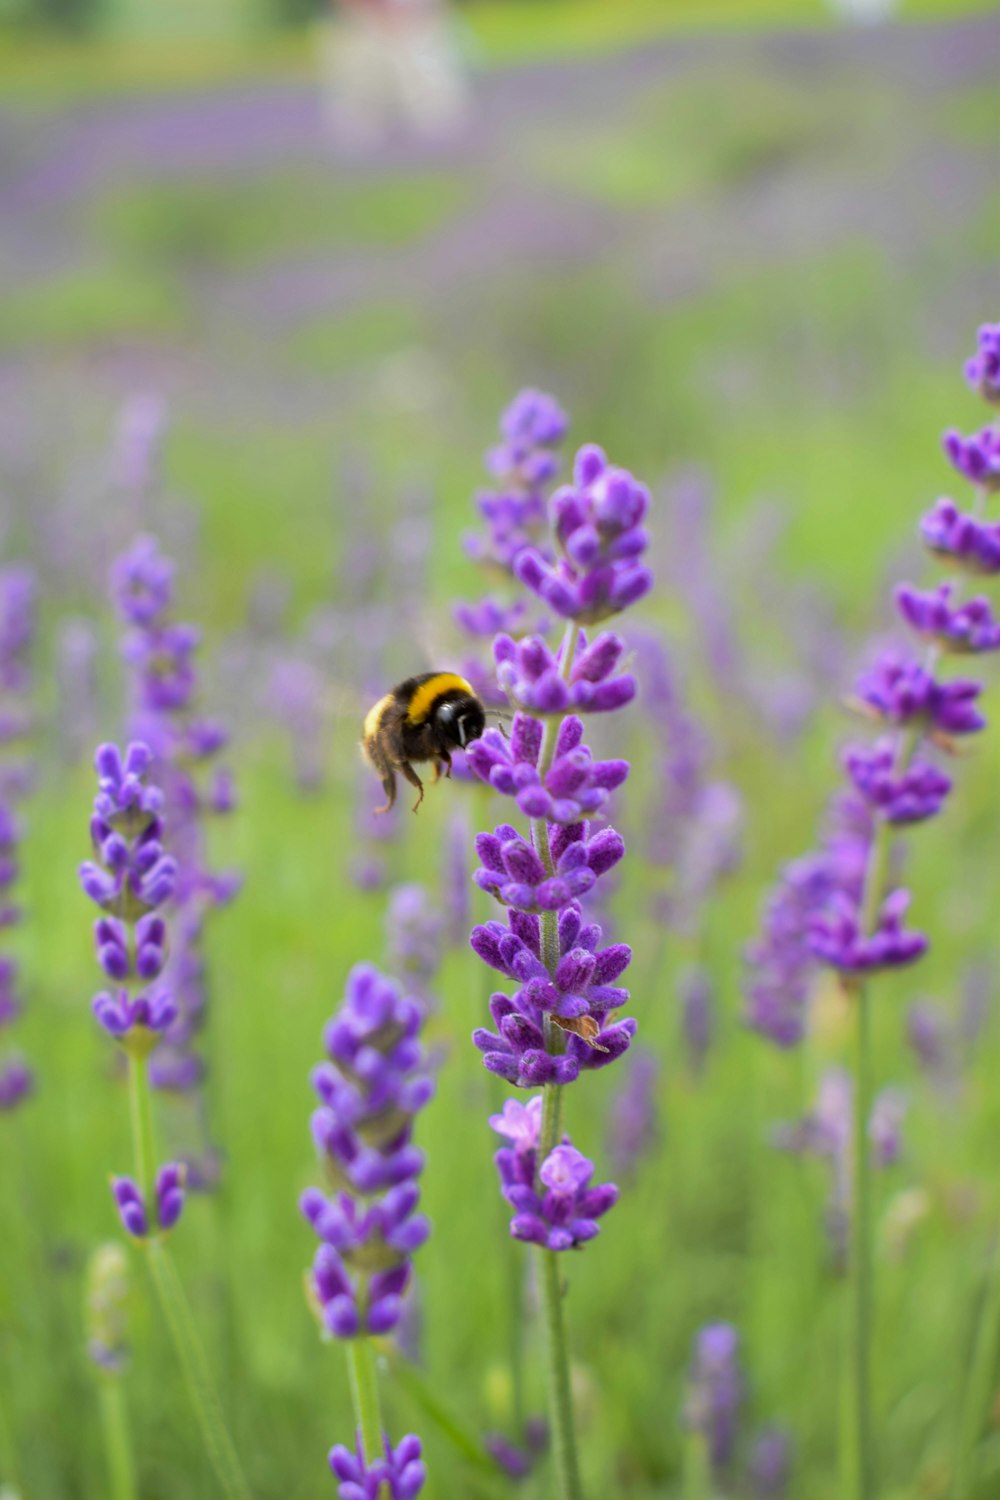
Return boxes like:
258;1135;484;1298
362;671;486;813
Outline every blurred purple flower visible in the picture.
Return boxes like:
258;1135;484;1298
896;581;1000;653
683;1323;743;1471
607;1048;661;1178
965;322;1000;404
919;499;1000;573
943;425;1000;491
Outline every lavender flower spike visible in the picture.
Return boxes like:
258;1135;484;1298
683;1323;743;1471
965;322;1000;404
329;1432;426;1499
80;743;178;1048
514;444;653;625
492;1104;618;1251
303;964;433;1340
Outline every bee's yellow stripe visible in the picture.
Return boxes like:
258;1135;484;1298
363;693;393;741
405;673;473;726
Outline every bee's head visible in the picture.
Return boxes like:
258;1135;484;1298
435;695;486;750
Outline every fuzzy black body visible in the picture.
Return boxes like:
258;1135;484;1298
362;671;486;813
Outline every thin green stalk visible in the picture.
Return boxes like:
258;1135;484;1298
146;1238;252;1500
345;1337;384;1466
847;979;873;1500
538;1247;583;1500
126;1052;157;1197
98;1378;136;1500
526;619;584;1500
682;1430;712;1500
952;1230;1000;1499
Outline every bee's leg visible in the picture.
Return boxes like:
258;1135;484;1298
374;770;397;816
440;750;453;780
430;762;442;786
399;761;425;813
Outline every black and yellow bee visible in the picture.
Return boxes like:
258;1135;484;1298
362;671;486;813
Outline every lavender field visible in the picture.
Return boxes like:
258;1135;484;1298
2;4;1000;1498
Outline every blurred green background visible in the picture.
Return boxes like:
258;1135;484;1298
1;0;1000;1496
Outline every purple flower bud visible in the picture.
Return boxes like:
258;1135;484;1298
965;322;1000;405
494;631;636;717
809;888;927;974
328;1431;426;1499
920;499;1000;573
853;653;984;740
110;535;175;627
896;581;1000;653
943;426;1000;491
843;740;951;824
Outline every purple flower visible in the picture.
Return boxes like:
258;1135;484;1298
464;390;568;573
310;1244;411;1339
680;968;714;1075
494;631;636;716
943;425;1000;491
111;537;238;1121
965;322;1000;404
111;1162;186;1239
514;445;653;626
843;740;951;824
471;903;631;1026
453;596;537;639
300;1184;429;1272
488;389;570;488
607;1049;661;1178
0;1058;32;1110
467;712;629;824
110;534;175;628
473;822;624;914
745;796;870;1046
919;499;1000;573
869;1087;907;1167
683;1323;743;1471
492;1128;618;1251
853;653;985;739
304;966;432;1340
328;1432;426;1499
385;885;444;999
896;581;1000;653
92;987;178;1041
749;1428;792;1499
809;888;927;974
81;743;180;1050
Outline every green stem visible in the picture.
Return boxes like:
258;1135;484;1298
682;1430;712;1500
847;979;873;1500
345;1337;384;1467
538;1247;583;1500
127;1052;157;1197
146;1238;252;1500
98;1378;137;1500
952;1230;1000;1500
